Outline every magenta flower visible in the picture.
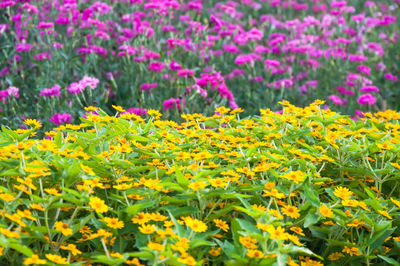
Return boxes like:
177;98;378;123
49;113;73;125
0;86;19;102
40;84;61;97
124;107;147;116
328;95;347;105
163;98;185;110
359;86;379;93
169;61;182;71
223;44;239;53
148;62;165;72
177;69;194;77
357;65;371;76
37;22;54;29
358;94;376;106
140;83;157;91
16;43;33;52
384;73;398;82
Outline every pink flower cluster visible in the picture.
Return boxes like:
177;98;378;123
163;98;185;110
49;113;73;125
0;87;19;103
66;76;99;94
40;84;61;97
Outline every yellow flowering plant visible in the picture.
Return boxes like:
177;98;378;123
0;101;400;265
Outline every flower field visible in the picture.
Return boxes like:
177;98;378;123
1;0;400;265
1;101;400;265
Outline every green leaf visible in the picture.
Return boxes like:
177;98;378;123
0;239;33;257
125;201;156;215
304;212;320;228
303;178;320;207
378;255;400;266
368;224;395;250
175;165;189;188
276;253;288;266
284;245;323;260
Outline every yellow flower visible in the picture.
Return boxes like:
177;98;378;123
290;226;305;236
263;188;286;199
132;213;151;224
44;188;62;196
257;223;274;232
126;258;145;266
24;118;42;128
346;219;365;228
30;203;45;211
54;221;73;236
239;236;258;249
89;197;108;213
209;178;228;188
60;243;82;256
333;186;353;200
0;193;15;201
0;228;20;238
112;105;126;113
138;224;156;234
319;205;333;218
104;217;124;229
185;217;208;233
268;209;284;219
342;199;359;208
147;109;162;119
147;242;165;251
208;247;221;256
342;245;361;256
287;234;303;246
84;106;98;112
110;252;123;258
23;254;47;265
213;219;229;232
215;106;231;114
328;252;344;260
188;181;207;191
0;247;3;256
282;170;306;184
267;226;288;241
281;205;300;219
45;254;68;264
378;210;393;219
247;249;264;258
177;255;196;266
390;197;400;208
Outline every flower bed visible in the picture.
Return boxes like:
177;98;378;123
1;101;400;265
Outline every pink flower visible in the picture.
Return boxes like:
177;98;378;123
49;113;73;125
148;62;165;72
40;84;61;97
223;44;239;53
37;22;54;29
16;43;33;52
0;86;19;102
384;73;398;82
169;61;182;71
177;69;194;77
140;83;157;91
67;82;84;94
163;98;185;110
123;107;147;116
358;94;376;105
328;94;347;105
357;65;371;76
359;86;379;93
